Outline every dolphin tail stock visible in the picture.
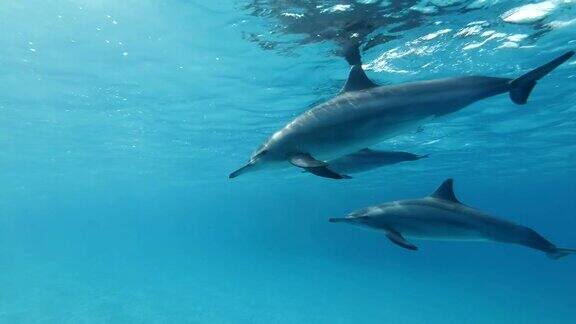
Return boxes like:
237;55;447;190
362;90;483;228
546;247;576;260
509;51;575;105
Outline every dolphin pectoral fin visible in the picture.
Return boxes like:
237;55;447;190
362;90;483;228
384;229;418;251
289;154;351;180
306;166;352;179
289;153;325;168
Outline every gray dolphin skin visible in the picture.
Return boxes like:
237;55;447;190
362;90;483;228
327;149;428;175
229;51;574;180
329;179;575;259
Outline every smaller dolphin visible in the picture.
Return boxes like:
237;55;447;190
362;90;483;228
329;179;575;259
326;149;428;175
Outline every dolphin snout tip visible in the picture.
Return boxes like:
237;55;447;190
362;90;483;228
229;164;252;179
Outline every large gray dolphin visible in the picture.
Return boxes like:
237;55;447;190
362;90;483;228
329;179;575;259
230;51;574;179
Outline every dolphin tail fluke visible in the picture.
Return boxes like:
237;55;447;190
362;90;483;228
509;51;574;105
546;248;576;260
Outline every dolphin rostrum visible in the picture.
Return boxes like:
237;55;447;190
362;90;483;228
230;51;574;179
329;179;575;259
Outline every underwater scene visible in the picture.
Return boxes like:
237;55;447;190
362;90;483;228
1;0;575;323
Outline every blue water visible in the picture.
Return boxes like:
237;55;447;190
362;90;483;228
1;1;575;323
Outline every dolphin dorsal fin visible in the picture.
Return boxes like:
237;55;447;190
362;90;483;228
429;178;461;203
340;65;378;93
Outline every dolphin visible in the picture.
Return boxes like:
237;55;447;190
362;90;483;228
325;149;428;175
329;179;575;259
229;51;574;179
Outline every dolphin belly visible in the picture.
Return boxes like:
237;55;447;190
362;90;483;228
381;202;492;241
274;103;432;161
402;226;487;241
296;118;426;161
393;218;487;241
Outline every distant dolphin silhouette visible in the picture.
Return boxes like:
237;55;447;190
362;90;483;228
329;179;575;260
326;149;428;175
230;51;574;179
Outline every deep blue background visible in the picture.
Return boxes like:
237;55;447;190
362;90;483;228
0;1;575;323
